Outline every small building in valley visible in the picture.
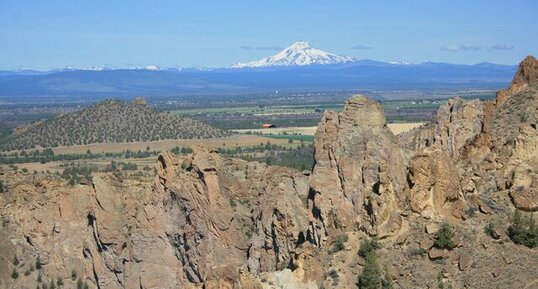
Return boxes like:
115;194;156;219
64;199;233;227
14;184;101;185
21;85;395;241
261;123;277;129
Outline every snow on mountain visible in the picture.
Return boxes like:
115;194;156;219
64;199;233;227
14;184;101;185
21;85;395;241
128;65;161;71
232;41;355;68
144;65;160;71
389;61;412;65
81;66;106;71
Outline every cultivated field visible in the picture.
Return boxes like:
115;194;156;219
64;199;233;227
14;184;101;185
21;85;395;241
169;103;342;116
9;134;309;173
234;122;424;136
50;134;292;155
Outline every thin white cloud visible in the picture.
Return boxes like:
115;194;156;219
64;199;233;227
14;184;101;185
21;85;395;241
490;44;515;51
442;45;481;52
351;44;373;50
241;46;281;51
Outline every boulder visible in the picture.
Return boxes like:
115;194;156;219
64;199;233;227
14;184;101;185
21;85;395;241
260;269;318;289
204;266;263;289
425;223;441;235
419;237;434;250
428;248;449;260
458;253;471;271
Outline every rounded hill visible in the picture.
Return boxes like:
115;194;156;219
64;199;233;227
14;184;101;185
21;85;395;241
1;99;230;150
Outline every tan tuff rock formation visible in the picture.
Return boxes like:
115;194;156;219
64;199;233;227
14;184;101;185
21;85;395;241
401;98;485;160
408;148;463;217
308;95;407;244
496;55;538;106
155;146;312;282
404;56;538;213
204;266;263;289
432;98;485;159
503;125;538;211
0;147;311;288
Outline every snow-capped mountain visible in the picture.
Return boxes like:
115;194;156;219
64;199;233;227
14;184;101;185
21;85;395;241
233;41;355;68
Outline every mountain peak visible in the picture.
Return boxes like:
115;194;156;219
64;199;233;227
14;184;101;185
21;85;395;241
233;41;355;68
288;41;311;50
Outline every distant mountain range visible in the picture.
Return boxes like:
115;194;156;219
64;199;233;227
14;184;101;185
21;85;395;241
0;42;518;99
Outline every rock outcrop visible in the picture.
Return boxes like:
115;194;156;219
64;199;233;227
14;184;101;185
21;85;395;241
504;125;538;211
400;98;485;160
432;98;485;159
480;56;538;212
308;96;407;243
154;148;248;284
495;55;538;106
408;148;463;218
155;146;311;279
204;266;263;289
0;147;311;288
403;55;538;213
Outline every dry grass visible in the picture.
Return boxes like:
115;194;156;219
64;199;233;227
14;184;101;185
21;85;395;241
51;134;290;155
234;122;424;136
388;123;425;134
12;162;63;173
3;135;294;173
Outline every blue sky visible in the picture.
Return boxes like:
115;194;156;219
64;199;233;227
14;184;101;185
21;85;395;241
0;0;536;70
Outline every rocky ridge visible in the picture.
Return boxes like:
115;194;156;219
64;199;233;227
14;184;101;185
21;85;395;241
1;56;538;289
0;146;313;289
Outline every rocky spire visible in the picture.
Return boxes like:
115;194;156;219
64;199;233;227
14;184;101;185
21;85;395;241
307;95;407;245
496;55;538;106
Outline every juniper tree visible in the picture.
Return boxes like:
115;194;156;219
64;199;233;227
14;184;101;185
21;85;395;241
509;210;537;248
357;252;381;289
11;268;19;279
434;223;456;250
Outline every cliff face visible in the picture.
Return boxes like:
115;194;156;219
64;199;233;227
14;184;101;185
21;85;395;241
399;55;538;215
0;147;311;289
1;56;538;289
155;147;310;281
308;96;407;244
462;56;538;213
